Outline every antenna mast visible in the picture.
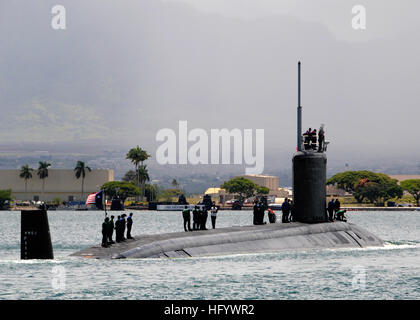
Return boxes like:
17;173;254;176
297;61;302;151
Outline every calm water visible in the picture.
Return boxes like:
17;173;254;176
0;210;419;300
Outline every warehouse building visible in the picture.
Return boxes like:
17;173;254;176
0;169;113;202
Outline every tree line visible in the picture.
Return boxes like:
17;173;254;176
218;171;420;207
327;170;420;206
220;177;270;204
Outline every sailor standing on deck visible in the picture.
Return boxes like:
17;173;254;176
115;215;121;242
126;212;134;239
210;204;218;229
253;200;259;225
288;200;295;222
192;206;199;230
201;208;208;230
121;214;127;241
258;200;266;224
108;215;115;244
282;198;290;223
102;217;109;247
198;207;204;229
182;206;192;232
327;199;335;221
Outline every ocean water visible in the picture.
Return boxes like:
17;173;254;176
0;210;418;300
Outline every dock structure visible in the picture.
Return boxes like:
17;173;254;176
71;222;383;259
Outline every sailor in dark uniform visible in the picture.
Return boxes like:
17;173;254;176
311;129;317;150
268;208;276;223
281;198;290;223
192;206;199;230
318;125;325;152
108;215;115;244
289;200;295;222
102;217;109;247
182;206;192;232
120;214;127;241
304;128;311;150
115;215;121;242
334;199;341;219
253;201;259;225
327;199;335;221
257;201;264;224
201;208;208;230
198;207;204;230
126;213;134;239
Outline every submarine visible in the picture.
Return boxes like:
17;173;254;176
71;62;384;260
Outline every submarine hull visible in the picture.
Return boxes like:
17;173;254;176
71;222;383;259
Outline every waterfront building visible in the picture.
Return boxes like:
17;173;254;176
241;174;279;193
0;169;114;202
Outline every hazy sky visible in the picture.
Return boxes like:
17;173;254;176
0;0;419;165
165;0;420;41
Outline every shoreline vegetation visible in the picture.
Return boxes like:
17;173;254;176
2;188;420;211
4;190;420;211
7;205;420;212
1;150;419;211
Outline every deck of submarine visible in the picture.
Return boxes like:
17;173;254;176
70;221;383;259
71;223;299;259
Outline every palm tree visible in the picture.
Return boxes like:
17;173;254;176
37;161;51;201
137;165;150;201
74;161;92;201
126;146;151;200
19;164;34;200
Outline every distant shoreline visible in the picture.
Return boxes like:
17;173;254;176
341;206;419;211
6;206;419;212
216;206;420;211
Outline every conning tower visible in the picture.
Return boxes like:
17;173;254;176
292;62;328;223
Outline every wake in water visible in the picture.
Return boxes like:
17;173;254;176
383;240;420;248
323;240;420;254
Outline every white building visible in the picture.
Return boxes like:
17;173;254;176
0;169;114;202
